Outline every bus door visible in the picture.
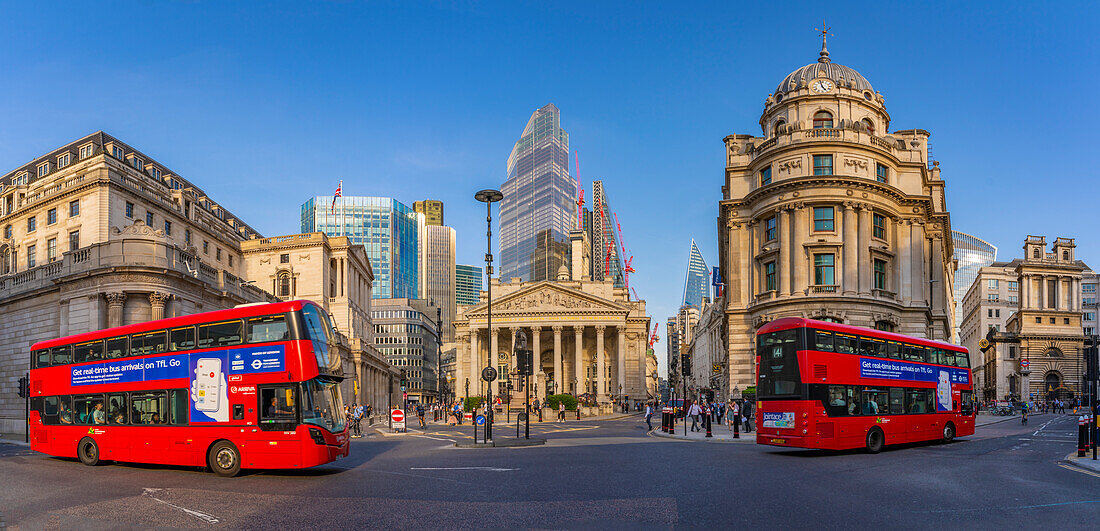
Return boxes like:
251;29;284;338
252;385;300;463
128;391;170;462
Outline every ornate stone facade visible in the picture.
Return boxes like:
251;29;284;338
452;231;650;407
718;41;955;394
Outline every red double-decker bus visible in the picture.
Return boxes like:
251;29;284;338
28;300;348;476
755;318;975;453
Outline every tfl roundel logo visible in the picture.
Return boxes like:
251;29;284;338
251;359;263;370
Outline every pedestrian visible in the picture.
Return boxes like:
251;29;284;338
688;401;702;432
366;403;373;424
558;401;566;422
731;399;742;432
716;401;724;425
416;403;426;428
742;399;754;432
645;402;654;431
1021;401;1029;424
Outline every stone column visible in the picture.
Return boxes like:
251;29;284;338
843;204;858;294
898;220;912;301
746;220;756;299
1038;275;1045;309
777;209;790;296
490;327;499;395
1021;274;1029;309
617;327;626;398
532;326;541;379
105;292;126;328
793;206;808;295
930;234;944;311
914;222;927;305
469;329;478;397
574;325;585;395
552;325;563;395
857;207;872;295
596;325;607;403
507;326;516;374
149;291;171;321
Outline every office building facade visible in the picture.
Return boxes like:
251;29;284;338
499;103;575;283
413;199;443;226
682;239;710;309
301;196;421;299
420;225;456;342
371;298;441;403
455;264;483;306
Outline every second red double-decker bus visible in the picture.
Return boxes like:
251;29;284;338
28;300;348;476
755;317;975;453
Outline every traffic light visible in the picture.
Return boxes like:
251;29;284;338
399;370;408;388
681;353;692;377
17;376;28;399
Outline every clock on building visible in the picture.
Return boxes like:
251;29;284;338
811;79;834;93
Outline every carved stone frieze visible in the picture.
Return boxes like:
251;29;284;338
778;158;802;174
495;290;599;311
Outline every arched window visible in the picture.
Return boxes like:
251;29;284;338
1032;248;1040;259
862;118;875;135
773;120;786;136
1045;347;1062;358
277;272;292;298
874;320;894;332
813;111;833;129
1062;250;1069;260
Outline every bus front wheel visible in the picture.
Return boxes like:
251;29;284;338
942;422;955;444
865;428;884;454
77;437;100;466
208;441;241;477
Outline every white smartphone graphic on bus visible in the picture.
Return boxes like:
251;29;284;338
195;358;223;412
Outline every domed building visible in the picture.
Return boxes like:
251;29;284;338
718;38;956;392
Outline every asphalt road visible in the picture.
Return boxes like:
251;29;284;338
0;413;1097;529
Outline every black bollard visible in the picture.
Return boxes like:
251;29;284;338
705;411;713;438
1080;415;1090;457
576;406;581;421
733;412;740;439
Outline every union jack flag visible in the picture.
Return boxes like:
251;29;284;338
331;180;342;213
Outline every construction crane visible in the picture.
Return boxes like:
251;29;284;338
574;151;585;230
613;213;635;295
648;322;659;349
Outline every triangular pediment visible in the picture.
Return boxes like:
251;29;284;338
465;281;627;317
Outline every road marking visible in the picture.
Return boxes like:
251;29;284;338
410;466;517;472
1018;438;1079;443
411;435;456;443
1032;417;1058;436
1059;463;1100;478
142;488;219;525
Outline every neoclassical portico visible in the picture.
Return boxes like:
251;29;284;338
454;279;650;406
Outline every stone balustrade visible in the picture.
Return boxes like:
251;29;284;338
749;127;900;160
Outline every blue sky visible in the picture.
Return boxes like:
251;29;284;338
2;1;1098;376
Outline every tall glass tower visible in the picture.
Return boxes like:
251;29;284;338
682;239;710;309
499;103;575;282
951;230;997;341
301;196;421;299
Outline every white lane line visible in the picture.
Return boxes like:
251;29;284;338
1018;438;1079;442
411;434;456;443
1032;417;1058;436
142;488;219;525
410;466;517;472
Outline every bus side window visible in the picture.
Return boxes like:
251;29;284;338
106;336;128;359
34;349;51;368
835;335;856;354
886;342;901;359
259;386;297;430
863;338;887;358
941;350;956;367
132;391;167;424
888;388;905;415
74;340;104;363
132;331;167;356
41;396;59;424
107;393;128;425
170;327;195;351
960;390;974;415
248;315;289;343
956;351;970;368
51;345;72;365
74;395;104;425
169;389;189;425
199;320;243;348
906;389;927;413
813;330;834;352
824;385;849;416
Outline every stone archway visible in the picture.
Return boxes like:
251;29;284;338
1044;371;1072;400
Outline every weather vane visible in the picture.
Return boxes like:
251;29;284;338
816;19;833;63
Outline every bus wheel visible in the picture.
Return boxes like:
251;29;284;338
942;422;955;444
77;437;100;466
865;428;884;454
208;441;241;477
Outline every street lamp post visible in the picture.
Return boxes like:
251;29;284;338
475;189;503;443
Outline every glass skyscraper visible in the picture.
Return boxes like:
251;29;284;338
455;264;483;306
682;239;710;309
951;230;997;341
301;196;420;299
499;103;575;283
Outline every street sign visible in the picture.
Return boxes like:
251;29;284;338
1021;359;1030;369
400;386;406;392
391;409;406;430
475;414;486;425
482;366;498;382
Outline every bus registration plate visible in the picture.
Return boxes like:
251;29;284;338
762;412;795;429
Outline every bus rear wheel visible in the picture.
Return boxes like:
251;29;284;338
942;422;955;444
208;441;241;477
865;428;884;454
77;437;100;466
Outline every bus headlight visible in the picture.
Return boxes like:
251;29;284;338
308;427;326;445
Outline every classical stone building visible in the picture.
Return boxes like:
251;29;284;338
959;260;1020;397
240;232;399;411
645;349;659;400
452;231;650;408
686;299;726;400
0;132;274;433
968;236;1090;401
717;40;956;394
